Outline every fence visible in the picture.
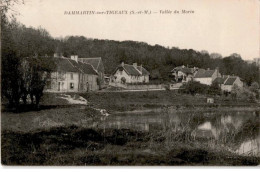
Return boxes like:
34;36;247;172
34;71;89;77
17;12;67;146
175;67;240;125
125;84;163;90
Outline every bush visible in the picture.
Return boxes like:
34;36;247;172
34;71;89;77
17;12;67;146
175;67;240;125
180;81;209;96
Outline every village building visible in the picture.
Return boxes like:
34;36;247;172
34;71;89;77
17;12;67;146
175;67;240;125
112;62;150;84
45;55;99;92
253;58;260;67
193;68;221;85
78;57;105;89
213;75;243;92
171;65;198;82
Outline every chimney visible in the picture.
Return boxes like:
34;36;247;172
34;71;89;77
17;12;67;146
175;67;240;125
133;63;137;68
74;55;78;62
216;67;219;77
140;64;143;75
121;61;124;66
70;55;78;62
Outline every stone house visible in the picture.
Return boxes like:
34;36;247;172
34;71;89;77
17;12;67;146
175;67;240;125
78;57;104;89
45;55;98;92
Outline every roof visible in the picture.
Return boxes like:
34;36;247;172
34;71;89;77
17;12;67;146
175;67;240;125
53;57;80;73
123;64;141;76
194;69;216;78
224;77;237;85
54;57;98;75
78;61;98;75
213;76;228;84
78;57;101;70
137;66;150;75
213;76;240;86
175;67;194;74
24;56;98;75
114;63;149;76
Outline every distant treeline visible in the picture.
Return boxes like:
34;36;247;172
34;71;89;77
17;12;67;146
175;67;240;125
2;19;260;87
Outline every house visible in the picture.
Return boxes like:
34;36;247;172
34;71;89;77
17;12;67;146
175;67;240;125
193;68;221;85
45;55;99;92
253;58;260;68
112;62;150;84
171;65;198;82
213;75;243;92
78;57;105;89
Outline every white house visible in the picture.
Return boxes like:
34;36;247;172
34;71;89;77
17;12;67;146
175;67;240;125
193;68;221;85
213;75;243;92
171;65;198;82
112;62;149;84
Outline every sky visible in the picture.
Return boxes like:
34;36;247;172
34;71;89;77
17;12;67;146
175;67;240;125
12;0;259;60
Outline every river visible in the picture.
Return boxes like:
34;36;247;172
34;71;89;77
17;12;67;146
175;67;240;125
95;108;260;157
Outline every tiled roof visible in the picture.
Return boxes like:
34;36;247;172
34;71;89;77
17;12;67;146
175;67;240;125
224;77;237;85
113;63;149;76
78;57;101;70
213;76;228;84
137;66;150;75
78;61;98;75
25;57;98;75
53;57;80;73
123;64;141;76
194;69;216;78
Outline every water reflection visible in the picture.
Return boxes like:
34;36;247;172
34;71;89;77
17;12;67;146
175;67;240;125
97;109;260;157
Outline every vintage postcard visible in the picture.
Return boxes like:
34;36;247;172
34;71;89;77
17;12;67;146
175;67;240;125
1;0;260;166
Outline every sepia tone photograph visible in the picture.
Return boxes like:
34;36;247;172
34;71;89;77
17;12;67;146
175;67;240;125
1;0;260;167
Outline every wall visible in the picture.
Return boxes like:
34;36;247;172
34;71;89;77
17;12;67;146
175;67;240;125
79;74;98;92
126;84;163;90
194;77;212;85
114;69;131;83
65;72;79;92
45;71;79;92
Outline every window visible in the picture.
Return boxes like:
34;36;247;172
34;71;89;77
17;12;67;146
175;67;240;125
70;83;74;89
70;73;73;80
46;81;51;89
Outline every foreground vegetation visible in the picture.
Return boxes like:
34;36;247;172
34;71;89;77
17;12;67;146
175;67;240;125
2;125;260;166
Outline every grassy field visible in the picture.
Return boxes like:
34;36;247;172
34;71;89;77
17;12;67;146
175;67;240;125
80;91;259;112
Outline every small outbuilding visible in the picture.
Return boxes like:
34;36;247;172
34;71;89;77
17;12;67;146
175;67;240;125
206;97;214;104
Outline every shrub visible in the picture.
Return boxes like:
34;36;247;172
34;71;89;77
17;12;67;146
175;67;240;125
180;81;209;96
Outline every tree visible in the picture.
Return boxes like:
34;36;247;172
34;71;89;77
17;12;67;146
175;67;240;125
208;82;221;95
180;81;209;96
249;82;260;99
210;53;222;59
